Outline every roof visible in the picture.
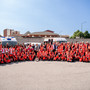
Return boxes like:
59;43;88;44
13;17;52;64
22;30;59;37
24;31;31;35
44;30;54;33
31;31;59;35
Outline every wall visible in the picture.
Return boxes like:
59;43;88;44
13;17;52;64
15;36;90;44
66;38;90;43
15;36;44;44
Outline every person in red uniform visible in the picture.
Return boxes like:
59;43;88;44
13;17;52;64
28;51;35;61
2;46;5;54
42;50;48;60
28;53;32;61
47;51;51;60
66;51;73;62
50;51;54;60
9;46;15;62
0;50;2;63
74;49;80;61
61;50;66;61
37;50;42;60
0;50;4;64
4;51;11;63
53;50;59;61
32;51;36;61
13;50;18;61
19;51;24;61
23;52;28;60
0;42;2;51
0;42;3;63
85;50;90;62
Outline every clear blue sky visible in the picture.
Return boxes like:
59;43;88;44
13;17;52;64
0;0;90;36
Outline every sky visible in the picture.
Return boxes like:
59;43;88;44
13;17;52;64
0;0;90;36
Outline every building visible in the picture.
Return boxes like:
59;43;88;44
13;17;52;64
22;30;59;38
11;30;21;36
4;29;13;37
3;29;20;37
59;35;69;38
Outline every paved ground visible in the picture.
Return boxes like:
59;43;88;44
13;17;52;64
0;61;90;90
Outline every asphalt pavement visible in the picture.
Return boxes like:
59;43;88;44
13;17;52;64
0;61;90;90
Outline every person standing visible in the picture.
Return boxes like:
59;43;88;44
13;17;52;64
0;42;2;51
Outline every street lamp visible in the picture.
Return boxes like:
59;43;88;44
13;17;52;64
59;31;62;38
81;21;87;32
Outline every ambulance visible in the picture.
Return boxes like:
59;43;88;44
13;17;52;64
24;42;41;46
0;37;17;46
44;37;67;43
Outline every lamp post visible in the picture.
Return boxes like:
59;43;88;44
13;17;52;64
59;31;62;38
81;21;87;32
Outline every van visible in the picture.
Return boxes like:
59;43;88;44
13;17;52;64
44;37;67;43
0;37;17;46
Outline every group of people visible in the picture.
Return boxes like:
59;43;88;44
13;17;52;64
0;41;90;64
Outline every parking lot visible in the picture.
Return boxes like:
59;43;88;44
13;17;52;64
0;61;90;90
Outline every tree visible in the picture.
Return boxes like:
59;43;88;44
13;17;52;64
70;30;90;39
77;31;84;38
70;36;75;39
73;30;80;37
71;30;80;38
84;31;90;38
72;30;84;38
